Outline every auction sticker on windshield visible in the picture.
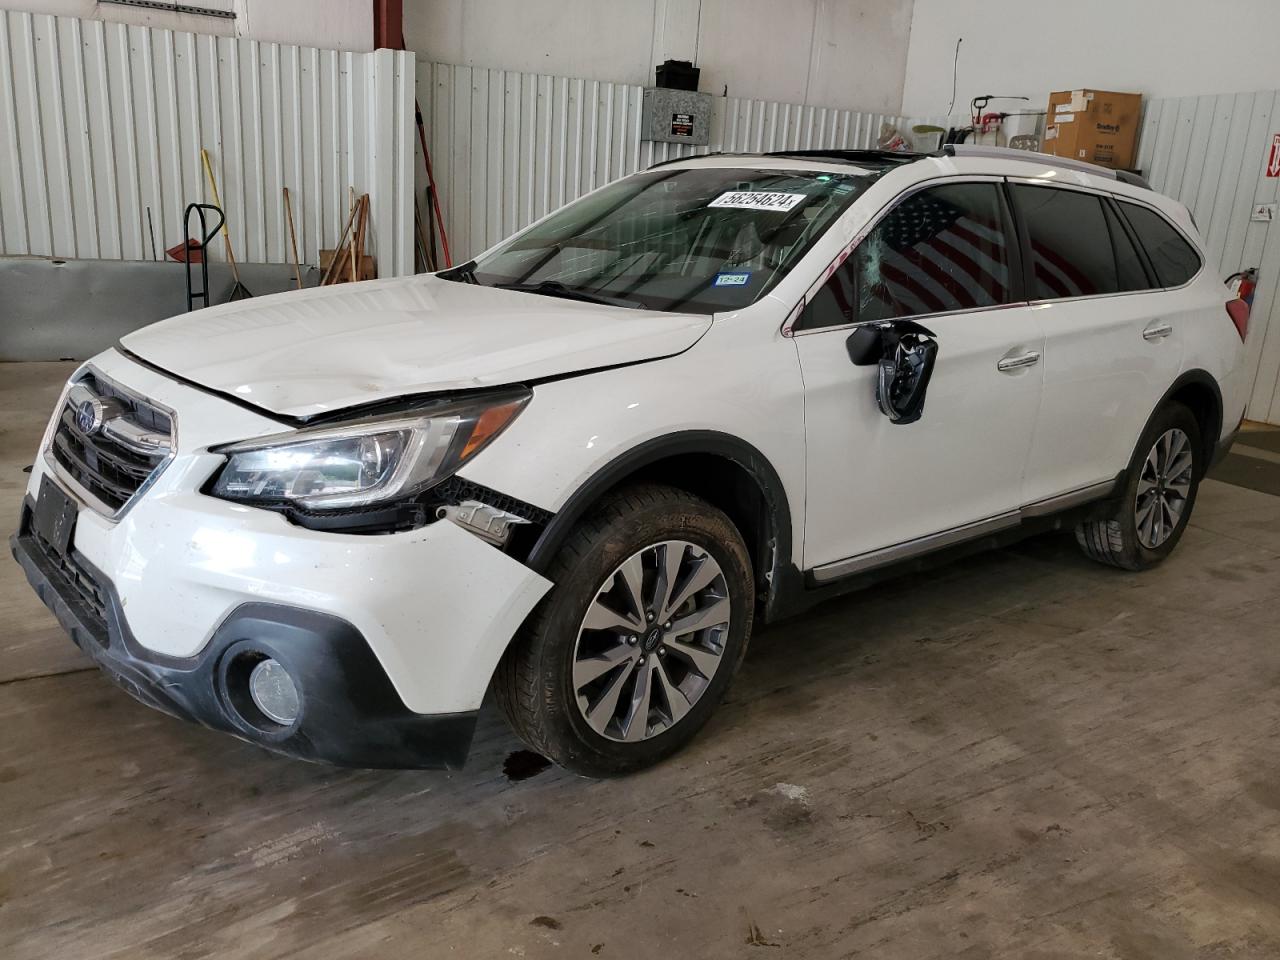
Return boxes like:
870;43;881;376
708;192;807;212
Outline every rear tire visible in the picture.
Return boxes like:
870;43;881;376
1075;402;1202;571
494;484;754;777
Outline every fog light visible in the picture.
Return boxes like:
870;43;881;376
248;658;299;725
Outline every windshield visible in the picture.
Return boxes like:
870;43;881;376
446;166;870;314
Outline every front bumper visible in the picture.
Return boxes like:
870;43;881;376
15;350;555;767
12;504;476;768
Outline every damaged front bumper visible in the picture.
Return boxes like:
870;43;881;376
12;512;479;768
12;349;555;768
10;488;552;768
11;489;553;768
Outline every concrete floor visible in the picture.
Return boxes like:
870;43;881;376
5;360;1280;959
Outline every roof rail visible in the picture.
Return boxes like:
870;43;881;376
646;148;932;172
645;145;1153;190
646;151;731;169
1114;169;1152;190
763;149;930;168
942;144;1151;189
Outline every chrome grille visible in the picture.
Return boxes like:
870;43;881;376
47;368;175;516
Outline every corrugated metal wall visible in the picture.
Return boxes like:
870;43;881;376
417;59;942;263
1137;89;1280;423
0;10;414;276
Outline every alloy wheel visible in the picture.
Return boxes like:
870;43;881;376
571;540;731;743
1135;427;1194;549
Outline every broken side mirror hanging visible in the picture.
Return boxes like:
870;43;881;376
845;320;939;425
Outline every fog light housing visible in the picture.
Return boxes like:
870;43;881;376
248;658;300;725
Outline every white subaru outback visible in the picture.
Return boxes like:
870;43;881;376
13;146;1249;777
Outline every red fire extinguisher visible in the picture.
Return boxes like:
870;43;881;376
1225;268;1258;341
1229;267;1259;306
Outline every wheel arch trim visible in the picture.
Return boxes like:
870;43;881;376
524;431;795;619
1155;368;1224;473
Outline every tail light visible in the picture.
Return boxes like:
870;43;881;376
1226;299;1250;341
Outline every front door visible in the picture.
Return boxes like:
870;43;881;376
793;179;1045;576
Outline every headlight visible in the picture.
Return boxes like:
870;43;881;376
209;391;529;510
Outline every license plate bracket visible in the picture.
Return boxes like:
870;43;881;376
33;475;78;558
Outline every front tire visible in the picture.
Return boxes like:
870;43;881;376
1075;401;1202;571
494;484;754;777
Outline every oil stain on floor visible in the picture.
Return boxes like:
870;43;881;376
503;749;553;782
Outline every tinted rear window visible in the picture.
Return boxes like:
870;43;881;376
1118;202;1202;287
1011;185;1118;299
1104;202;1151;292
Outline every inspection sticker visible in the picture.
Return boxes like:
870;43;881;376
708;191;806;212
713;271;752;287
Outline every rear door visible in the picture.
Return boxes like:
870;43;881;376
1012;183;1188;503
794;179;1046;575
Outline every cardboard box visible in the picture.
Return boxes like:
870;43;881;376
1043;89;1142;170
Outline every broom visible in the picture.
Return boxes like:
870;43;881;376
200;148;252;301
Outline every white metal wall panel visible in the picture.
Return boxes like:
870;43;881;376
0;10;414;276
418;58;934;264
1137;89;1280;423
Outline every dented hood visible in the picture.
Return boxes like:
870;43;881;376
121;275;711;418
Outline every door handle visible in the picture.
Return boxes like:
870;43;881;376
1143;323;1174;341
997;351;1041;372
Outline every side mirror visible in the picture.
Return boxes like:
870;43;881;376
846;325;884;366
845;320;939;425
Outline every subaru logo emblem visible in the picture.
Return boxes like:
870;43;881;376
76;398;103;435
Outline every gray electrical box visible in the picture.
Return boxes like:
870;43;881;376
641;88;713;146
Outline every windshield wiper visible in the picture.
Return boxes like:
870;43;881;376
438;260;479;283
495;280;644;310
